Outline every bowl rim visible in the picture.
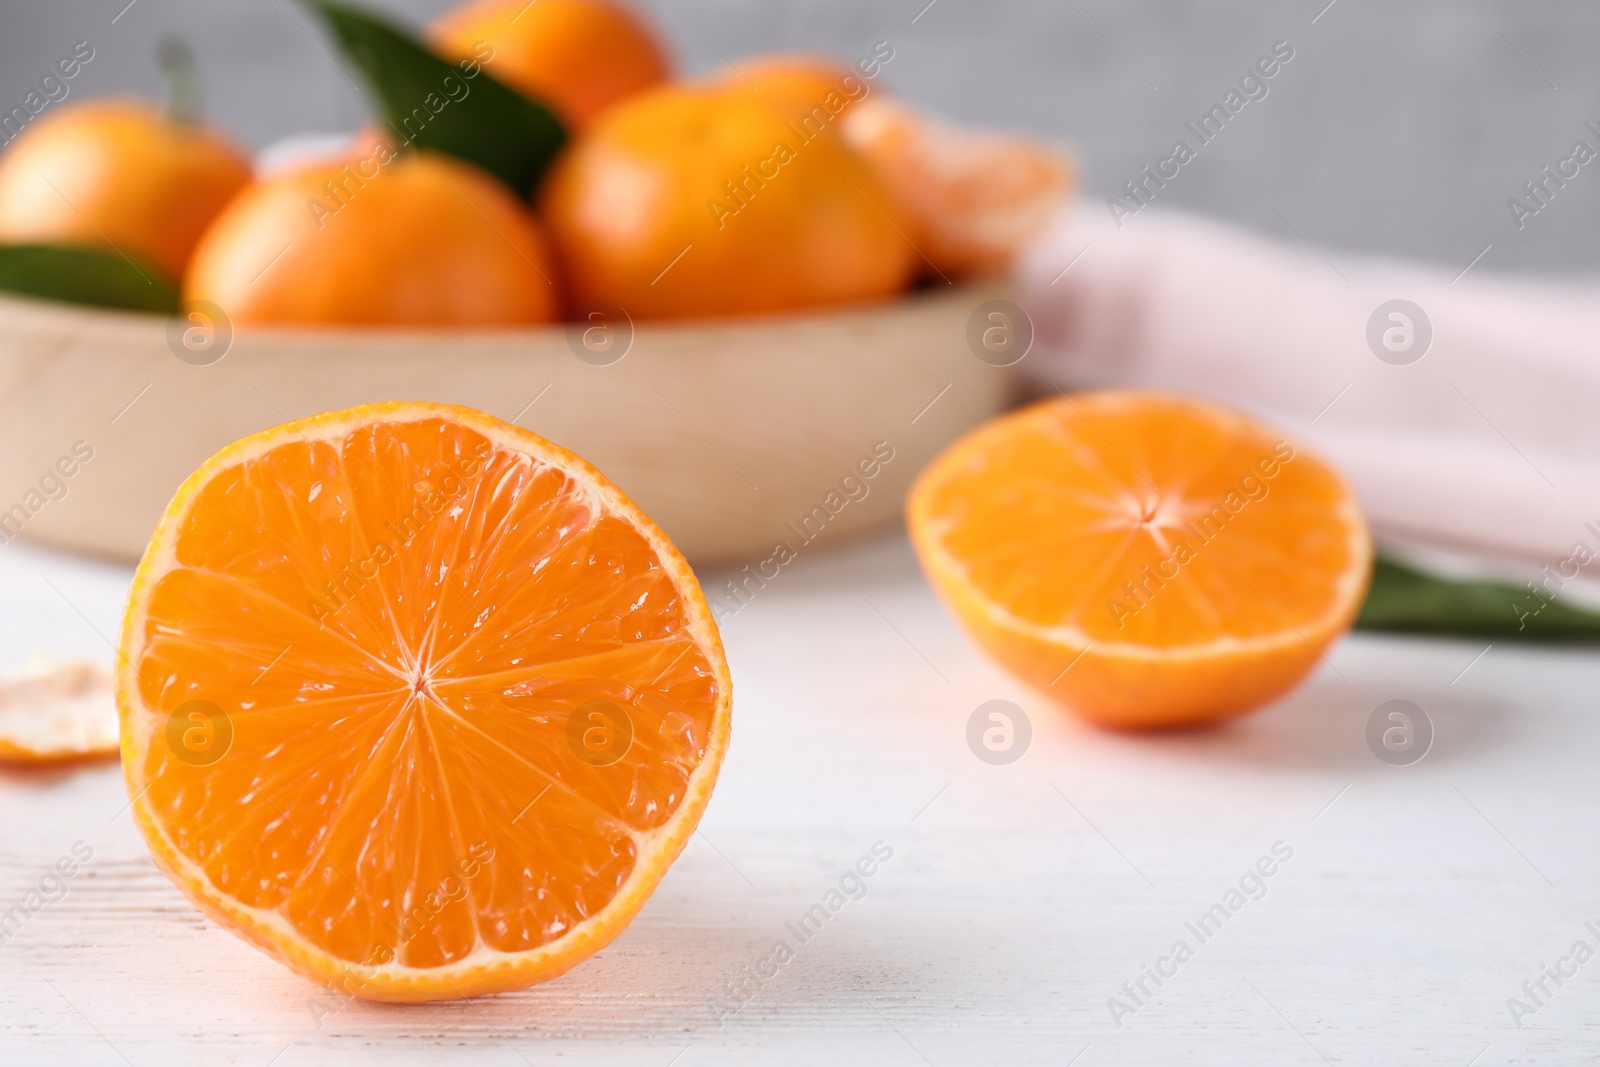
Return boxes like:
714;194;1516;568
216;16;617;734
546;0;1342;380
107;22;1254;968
0;276;1005;343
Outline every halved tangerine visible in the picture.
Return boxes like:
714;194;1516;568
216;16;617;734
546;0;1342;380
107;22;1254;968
116;402;731;1000
908;391;1371;729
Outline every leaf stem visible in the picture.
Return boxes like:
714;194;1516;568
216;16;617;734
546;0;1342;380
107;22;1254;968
157;36;203;126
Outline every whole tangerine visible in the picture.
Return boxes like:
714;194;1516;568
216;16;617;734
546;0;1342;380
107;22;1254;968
541;83;916;321
0;99;251;282
430;0;669;131
710;53;879;127
184;148;558;326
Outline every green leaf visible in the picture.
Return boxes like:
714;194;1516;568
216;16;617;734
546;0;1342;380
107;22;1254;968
0;244;179;314
307;0;567;198
1356;555;1600;642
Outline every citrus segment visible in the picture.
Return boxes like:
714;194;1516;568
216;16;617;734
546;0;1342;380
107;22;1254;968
118;403;730;999
842;97;1073;279
909;391;1370;728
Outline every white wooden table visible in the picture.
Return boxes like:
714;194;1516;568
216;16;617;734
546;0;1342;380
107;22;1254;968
1;531;1595;1065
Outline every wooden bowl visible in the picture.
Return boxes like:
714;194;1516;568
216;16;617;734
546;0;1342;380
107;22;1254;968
0;284;1017;566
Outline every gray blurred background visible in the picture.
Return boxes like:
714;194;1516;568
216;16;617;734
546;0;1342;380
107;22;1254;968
3;0;1595;273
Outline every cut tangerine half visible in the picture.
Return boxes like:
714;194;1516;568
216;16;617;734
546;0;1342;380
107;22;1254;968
117;402;731;1001
908;391;1371;729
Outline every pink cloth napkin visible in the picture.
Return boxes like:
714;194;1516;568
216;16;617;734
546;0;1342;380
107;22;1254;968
1017;202;1600;585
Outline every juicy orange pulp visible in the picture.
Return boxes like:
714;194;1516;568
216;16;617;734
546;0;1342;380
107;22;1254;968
909;391;1371;728
118;404;731;999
